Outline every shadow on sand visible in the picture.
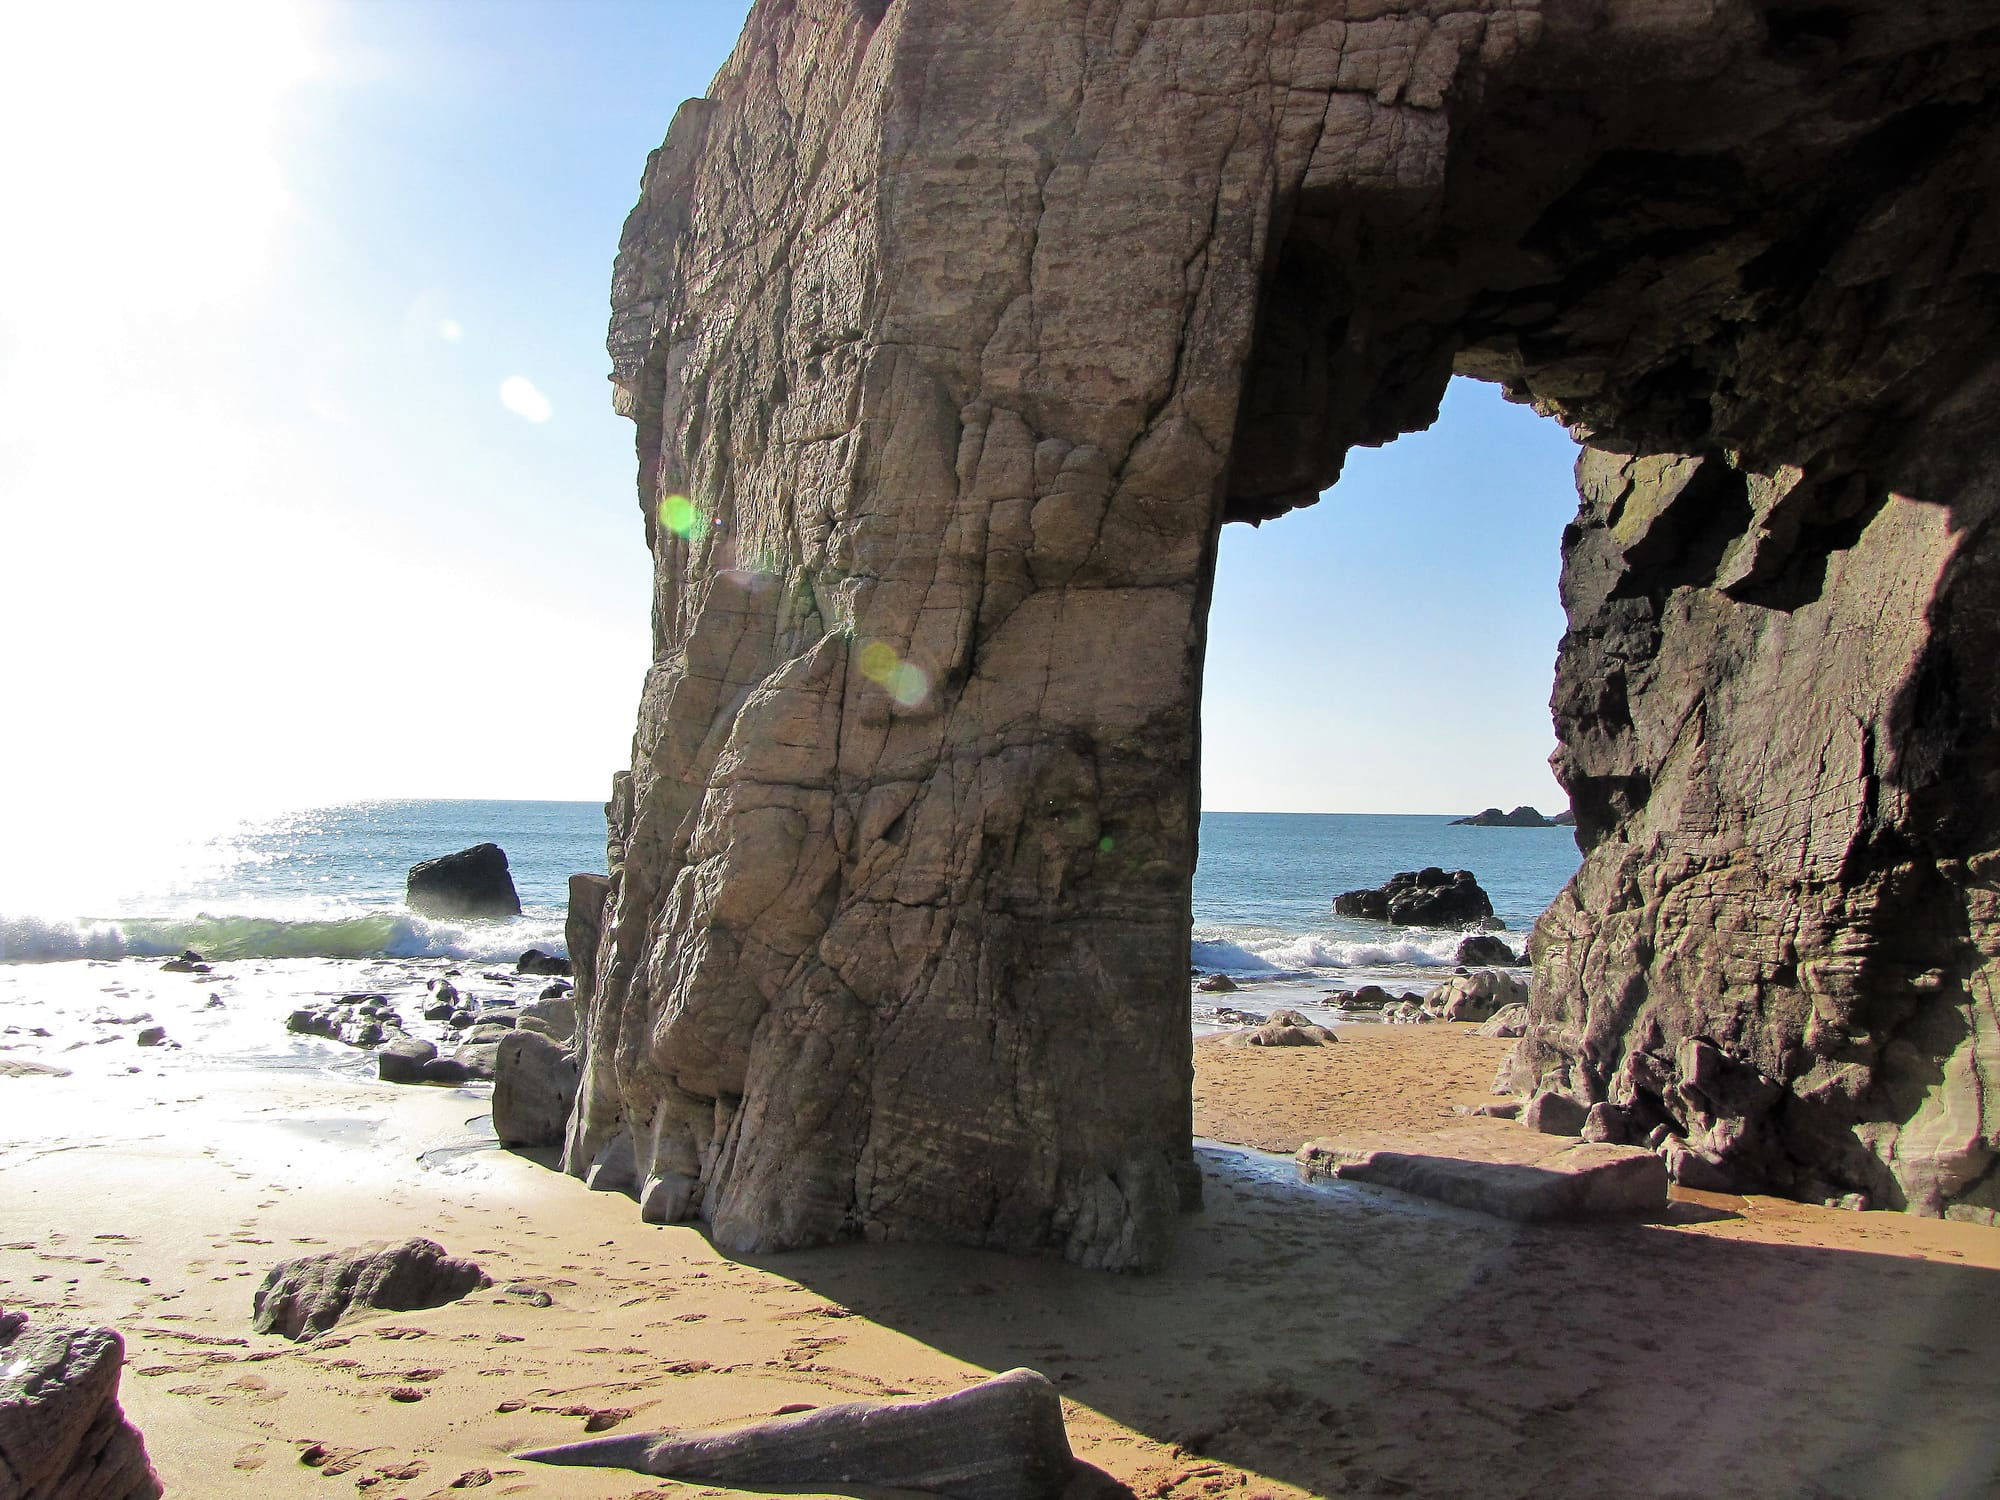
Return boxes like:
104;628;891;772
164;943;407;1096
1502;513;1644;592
719;1146;2000;1499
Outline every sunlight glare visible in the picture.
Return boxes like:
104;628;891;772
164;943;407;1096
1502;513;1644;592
500;376;553;423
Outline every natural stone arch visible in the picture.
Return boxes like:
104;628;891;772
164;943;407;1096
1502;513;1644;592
567;0;2000;1267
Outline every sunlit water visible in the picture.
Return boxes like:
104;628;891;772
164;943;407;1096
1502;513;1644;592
0;803;1581;1015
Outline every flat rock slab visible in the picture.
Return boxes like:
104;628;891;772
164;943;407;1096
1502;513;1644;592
1296;1121;1668;1223
521;1366;1076;1500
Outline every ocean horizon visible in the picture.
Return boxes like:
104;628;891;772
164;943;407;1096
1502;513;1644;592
0;799;1581;991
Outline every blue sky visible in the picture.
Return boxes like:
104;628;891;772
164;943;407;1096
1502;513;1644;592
0;0;1577;839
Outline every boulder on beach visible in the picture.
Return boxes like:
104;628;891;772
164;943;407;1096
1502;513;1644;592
493;1030;581;1147
1196;973;1238;993
251;1238;490;1342
1422;970;1526;1023
405;843;521;920
1333;868;1498;930
520;1366;1078;1500
0;1308;162;1499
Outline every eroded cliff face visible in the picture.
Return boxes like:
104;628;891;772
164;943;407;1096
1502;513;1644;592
579;0;2000;1261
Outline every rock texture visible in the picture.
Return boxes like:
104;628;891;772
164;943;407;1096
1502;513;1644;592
521;1366;1077;1500
590;0;2000;1257
1334;869;1498;929
0;1307;161;1499
1298;1128;1669;1223
406;844;520;919
251;1239;490;1342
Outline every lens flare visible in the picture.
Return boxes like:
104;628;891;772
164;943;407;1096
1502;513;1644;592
857;641;899;681
1098;835;1116;854
658;494;708;540
856;639;930;707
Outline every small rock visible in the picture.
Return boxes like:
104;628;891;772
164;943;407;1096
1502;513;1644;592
1581;1102;1630;1144
516;948;573;977
136;1026;167;1047
1522;1091;1589;1137
252;1239;491;1341
377;1038;439;1086
1196;973;1238;993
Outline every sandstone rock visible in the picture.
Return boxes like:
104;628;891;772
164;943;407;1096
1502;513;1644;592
1424;970;1527;1024
1660;1137;1736;1194
0;1308;161;1499
1476;1004;1531;1040
1581;1103;1631;1145
520;1366;1076;1500
1454;934;1517;967
1247;1020;1336;1047
0;1058;71;1079
251;1239;490;1341
1298;1131;1668;1223
517;948;573;977
405;844;520;920
493;1031;581;1148
586;0;2000;1256
1523;1091;1590;1138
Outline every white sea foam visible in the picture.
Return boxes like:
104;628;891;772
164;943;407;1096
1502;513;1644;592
1191;929;1461;975
0;909;568;965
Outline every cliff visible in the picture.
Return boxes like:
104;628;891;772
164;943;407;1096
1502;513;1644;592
574;0;2000;1260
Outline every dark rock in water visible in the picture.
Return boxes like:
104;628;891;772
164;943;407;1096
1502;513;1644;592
1195;973;1237;993
159;956;210;974
0;1309;162;1498
1449;806;1559;828
520;1366;1077;1500
516;948;573;977
1454;934;1516;967
493;1031;580;1148
1331;887;1388;920
1335;869;1498;930
405;843;520;920
538;979;574;1000
251;1238;490;1342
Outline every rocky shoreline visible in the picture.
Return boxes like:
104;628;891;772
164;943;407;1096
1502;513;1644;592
7;954;2000;1496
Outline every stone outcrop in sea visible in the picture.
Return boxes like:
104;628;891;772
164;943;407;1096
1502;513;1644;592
1334;868;1498;929
406;844;521;919
571;0;2000;1257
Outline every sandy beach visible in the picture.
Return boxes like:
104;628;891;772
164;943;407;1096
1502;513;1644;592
5;959;1999;1499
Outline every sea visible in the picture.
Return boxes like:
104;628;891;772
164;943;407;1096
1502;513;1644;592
0;800;1581;1014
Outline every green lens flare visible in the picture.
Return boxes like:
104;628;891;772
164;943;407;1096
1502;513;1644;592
658;493;707;539
1097;835;1115;854
886;661;929;707
858;641;898;682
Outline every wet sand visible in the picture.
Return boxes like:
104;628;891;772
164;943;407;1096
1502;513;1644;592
4;960;1999;1498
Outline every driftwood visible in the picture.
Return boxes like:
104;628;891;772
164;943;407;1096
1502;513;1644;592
520;1366;1075;1499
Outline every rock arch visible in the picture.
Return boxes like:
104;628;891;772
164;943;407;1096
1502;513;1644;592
568;0;2000;1266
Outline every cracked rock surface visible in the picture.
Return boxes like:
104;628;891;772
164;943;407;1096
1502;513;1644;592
580;0;2000;1259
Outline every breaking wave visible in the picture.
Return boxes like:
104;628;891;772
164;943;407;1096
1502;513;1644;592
0;910;568;965
1191;931;1462;976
